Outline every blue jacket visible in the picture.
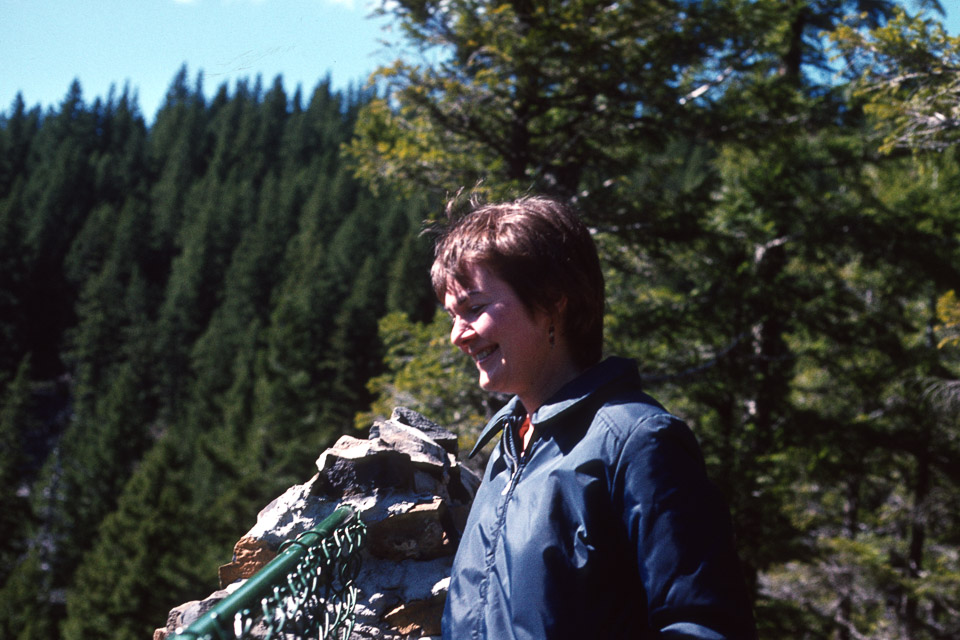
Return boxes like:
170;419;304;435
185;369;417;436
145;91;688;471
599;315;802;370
442;357;757;639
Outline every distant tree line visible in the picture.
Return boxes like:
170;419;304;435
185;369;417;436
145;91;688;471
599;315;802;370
0;67;436;640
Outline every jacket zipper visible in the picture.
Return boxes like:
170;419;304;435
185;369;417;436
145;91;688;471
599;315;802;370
501;454;526;496
500;417;534;495
478;417;540;638
504;450;539;501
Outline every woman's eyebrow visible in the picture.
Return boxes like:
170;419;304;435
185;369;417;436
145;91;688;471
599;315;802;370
454;290;481;306
445;290;482;316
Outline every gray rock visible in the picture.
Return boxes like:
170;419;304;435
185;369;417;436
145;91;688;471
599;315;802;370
374;419;450;469
316;436;416;497
389;407;459;455
157;408;477;640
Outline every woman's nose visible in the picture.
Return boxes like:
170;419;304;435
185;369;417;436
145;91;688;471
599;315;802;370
450;315;472;347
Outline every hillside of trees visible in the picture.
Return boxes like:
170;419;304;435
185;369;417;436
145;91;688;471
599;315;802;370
2;1;960;639
0;69;437;640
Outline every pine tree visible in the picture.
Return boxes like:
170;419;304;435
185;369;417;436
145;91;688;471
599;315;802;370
0;180;30;382
61;429;211;640
0;357;36;585
20;81;98;377
147;66;210;288
0;550;58;640
0;94;41;197
385;221;437;322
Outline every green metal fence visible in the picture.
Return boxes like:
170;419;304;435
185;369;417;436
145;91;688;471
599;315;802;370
175;506;366;640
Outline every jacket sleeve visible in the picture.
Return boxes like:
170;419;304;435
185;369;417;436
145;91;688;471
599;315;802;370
614;413;757;640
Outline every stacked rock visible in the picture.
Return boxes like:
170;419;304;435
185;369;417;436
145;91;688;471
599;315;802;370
155;407;479;640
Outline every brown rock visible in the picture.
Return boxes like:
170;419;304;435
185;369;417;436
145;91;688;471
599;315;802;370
218;537;278;588
383;593;446;637
366;497;453;561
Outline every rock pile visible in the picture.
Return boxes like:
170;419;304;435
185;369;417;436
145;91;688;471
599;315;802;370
154;407;479;640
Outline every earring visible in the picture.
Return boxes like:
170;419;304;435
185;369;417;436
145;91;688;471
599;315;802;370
549;324;555;348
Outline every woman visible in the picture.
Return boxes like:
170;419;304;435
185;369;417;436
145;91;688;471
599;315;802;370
433;195;757;639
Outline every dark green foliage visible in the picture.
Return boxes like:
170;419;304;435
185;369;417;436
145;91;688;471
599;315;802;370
0;550;58;640
62;428;208;640
0;69;434;640
349;1;960;637
0;182;31;381
0;358;36;584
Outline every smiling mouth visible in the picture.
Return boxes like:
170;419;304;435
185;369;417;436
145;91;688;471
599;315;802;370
473;346;498;363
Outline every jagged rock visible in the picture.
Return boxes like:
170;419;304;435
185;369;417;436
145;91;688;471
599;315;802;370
155;408;480;640
218;537;278;588
354;558;452;617
373;420;450;470
366;497;453;561
244;474;340;549
389;407;458;455
382;593;446;637
447;464;480;505
317;436;416;497
153;582;243;640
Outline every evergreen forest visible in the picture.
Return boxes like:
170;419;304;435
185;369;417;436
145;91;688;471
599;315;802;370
2;1;960;639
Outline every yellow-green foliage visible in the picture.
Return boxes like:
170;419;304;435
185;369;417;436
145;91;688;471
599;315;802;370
357;310;498;452
936;290;960;348
831;8;960;154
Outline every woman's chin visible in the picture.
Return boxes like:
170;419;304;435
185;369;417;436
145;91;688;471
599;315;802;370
478;371;501;393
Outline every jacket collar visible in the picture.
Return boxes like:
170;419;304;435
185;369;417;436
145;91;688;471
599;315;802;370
468;357;639;458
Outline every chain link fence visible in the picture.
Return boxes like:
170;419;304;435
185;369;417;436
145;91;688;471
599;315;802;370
176;506;366;640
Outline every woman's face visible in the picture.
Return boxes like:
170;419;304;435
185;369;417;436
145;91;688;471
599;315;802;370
443;262;576;413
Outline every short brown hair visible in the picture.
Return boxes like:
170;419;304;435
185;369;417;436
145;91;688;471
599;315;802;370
431;195;604;368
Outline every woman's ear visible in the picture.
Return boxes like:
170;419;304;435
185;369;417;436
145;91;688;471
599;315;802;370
553;295;568;327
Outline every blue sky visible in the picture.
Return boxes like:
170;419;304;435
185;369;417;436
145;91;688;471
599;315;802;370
2;0;959;123
2;0;392;122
